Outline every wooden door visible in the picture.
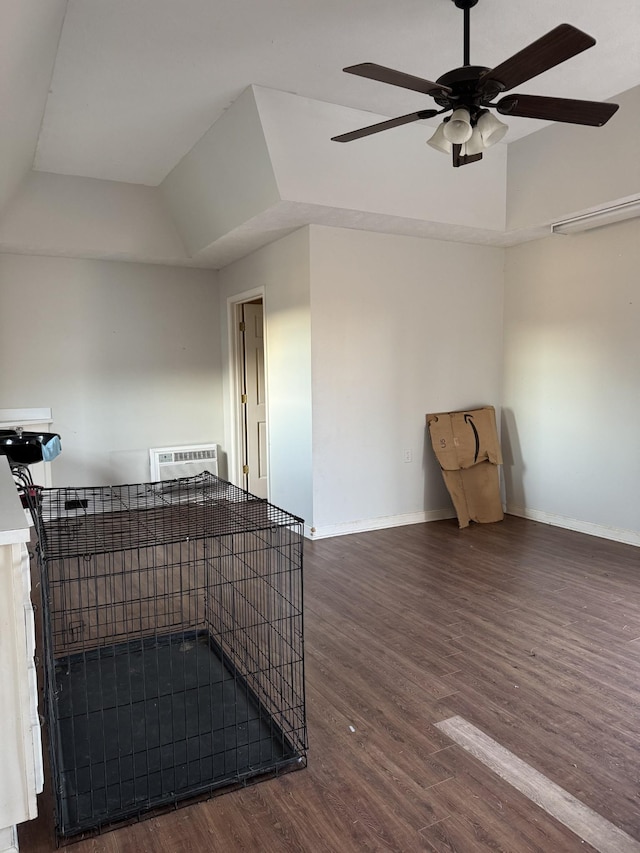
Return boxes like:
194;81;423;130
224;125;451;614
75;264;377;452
241;302;268;498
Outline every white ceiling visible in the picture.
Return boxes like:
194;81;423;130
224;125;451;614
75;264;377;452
32;0;640;187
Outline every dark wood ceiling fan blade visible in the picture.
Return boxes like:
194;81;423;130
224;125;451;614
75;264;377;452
497;94;619;126
344;63;451;97
480;24;595;94
332;109;439;142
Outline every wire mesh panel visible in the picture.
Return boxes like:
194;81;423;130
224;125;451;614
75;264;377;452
35;473;306;838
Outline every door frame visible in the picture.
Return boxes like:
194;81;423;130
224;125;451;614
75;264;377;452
226;287;268;494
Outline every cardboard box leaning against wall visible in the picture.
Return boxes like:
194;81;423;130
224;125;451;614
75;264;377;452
426;406;503;529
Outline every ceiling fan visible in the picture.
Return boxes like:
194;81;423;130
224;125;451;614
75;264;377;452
332;0;619;167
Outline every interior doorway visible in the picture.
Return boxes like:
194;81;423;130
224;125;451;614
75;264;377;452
232;296;268;498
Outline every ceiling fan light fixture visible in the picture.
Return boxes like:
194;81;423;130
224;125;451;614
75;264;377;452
476;109;509;147
427;122;452;154
443;108;473;144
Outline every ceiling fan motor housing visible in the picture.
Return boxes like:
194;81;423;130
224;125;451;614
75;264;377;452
434;65;502;121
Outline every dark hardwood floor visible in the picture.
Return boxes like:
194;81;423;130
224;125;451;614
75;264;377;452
20;515;640;852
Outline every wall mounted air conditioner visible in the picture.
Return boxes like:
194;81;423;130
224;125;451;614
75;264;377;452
149;443;218;482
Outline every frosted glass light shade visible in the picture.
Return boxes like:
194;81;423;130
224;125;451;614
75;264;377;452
477;110;508;147
427;122;452;154
443;108;472;144
465;126;484;156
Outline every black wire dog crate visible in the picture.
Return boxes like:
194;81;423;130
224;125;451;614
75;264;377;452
35;472;307;838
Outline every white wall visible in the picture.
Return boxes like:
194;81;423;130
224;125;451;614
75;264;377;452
507;86;640;229
309;225;505;535
255;86;507;234
0;254;222;486
161;86;281;257
502;219;640;545
0;171;190;265
217;229;313;524
0;1;66;214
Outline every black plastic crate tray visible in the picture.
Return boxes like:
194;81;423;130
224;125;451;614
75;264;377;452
52;630;298;836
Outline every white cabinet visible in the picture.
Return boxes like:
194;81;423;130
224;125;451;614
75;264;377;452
0;459;43;852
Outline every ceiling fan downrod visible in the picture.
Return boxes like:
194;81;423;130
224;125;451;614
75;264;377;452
452;0;479;66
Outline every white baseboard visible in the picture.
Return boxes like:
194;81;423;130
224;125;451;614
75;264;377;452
307;506;639;546
308;508;456;540
507;505;640;548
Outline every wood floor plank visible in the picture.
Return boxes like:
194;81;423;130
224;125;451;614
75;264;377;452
419;812;598;853
435;717;640;853
20;515;640;852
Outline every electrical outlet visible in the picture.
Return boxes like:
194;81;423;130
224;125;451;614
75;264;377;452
403;449;413;463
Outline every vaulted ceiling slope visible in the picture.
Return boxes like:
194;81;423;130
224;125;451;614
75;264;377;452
0;0;637;268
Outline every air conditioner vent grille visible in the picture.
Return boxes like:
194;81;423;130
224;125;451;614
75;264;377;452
174;449;215;462
149;444;218;482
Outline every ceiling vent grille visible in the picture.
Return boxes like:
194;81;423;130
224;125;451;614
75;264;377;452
551;199;640;234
